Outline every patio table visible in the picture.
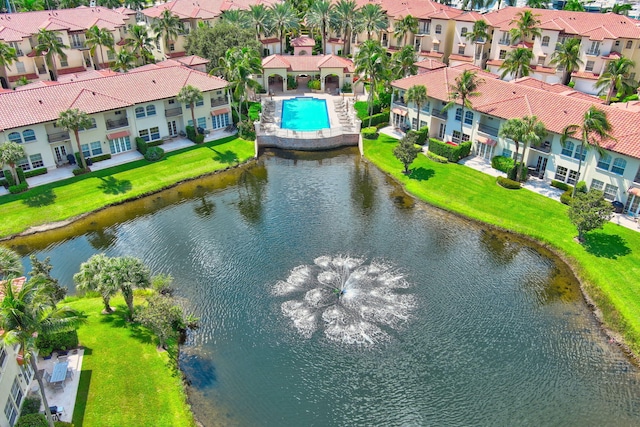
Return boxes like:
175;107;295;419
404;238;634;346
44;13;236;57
49;361;69;384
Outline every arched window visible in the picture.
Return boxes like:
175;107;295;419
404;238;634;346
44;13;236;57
80;118;97;131
542;36;550;47
455;108;462;121
435;24;442;34
461;27;468;36
561;140;574;157
146;105;156;116
8;132;22;144
464;111;473;125
597;153;611;170
135;107;145;118
22;129;36;142
611;158;626;175
573;144;586;161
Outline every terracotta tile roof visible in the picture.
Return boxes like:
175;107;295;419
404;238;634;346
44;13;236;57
486;58;503;67
0;62;228;130
602;51;622;60
512;77;604;103
529;64;556;75
450;63;499;78
572;70;600;80
448;53;474;63
262;54;354;72
419;50;444;59
260;37;280;45
327;37;344;44
177;55;209;66
482;7;640;40
291;36;315;47
415;58;447;72
142;0;279;19
455;11;485;23
354;0;462;20
166;51;187;58
391;67;640;158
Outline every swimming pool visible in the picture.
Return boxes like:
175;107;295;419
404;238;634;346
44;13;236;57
281;97;330;131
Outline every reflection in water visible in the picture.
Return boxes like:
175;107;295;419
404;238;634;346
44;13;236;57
350;160;376;215
194;197;216;219
236;164;268;225
86;227;118;251
479;230;521;265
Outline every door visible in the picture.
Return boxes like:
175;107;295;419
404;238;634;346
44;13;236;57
438;123;446;140
53;145;68;164
535;156;548;178
167;120;178;137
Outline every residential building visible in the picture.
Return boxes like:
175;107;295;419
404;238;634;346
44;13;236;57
479;7;640;94
0;61;230;175
391;66;640;214
449;11;489;68
0;7;136;89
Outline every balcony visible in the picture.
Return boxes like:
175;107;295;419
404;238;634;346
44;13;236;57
165;107;183;117
393;99;406;107
530;141;552;154
47;131;70;143
432;109;447;120
382;40;389;47
71;42;87;49
105;117;129;130
586;48;600;56
477;123;499;137
211;98;227;107
498;38;511;46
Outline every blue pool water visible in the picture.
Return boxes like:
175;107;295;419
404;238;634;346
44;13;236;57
281;97;330;131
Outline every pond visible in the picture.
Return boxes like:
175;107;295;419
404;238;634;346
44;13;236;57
8;149;640;426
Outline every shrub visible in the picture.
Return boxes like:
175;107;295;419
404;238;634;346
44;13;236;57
561;189;573;205
361;111;390;128
507;162;526;181
195;134;205;144
20;396;40;416
375;122;389;130
9;183;28;194
238;120;256;141
147;140;164;147
307;79;321;90
24;168;48;178
286;75;297;90
144;146;165;162
361;126;379;139
15;413;47;427
355;101;381;120
407;126;429;145
428;139;472;162
185;126;196;142
16;167;25;184
248;103;262;121
427;151;448;163
491;155;514;173
575;181;588;193
3;169;15;187
74;152;81;166
551;180;570;191
36;330;79;357
341;82;352;93
136;137;148;155
91;154;112;163
256;84;266;94
0;179;7;188
568;81;575;88
497;176;522;189
72;167;90;176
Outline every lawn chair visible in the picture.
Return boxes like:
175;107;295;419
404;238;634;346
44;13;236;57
43;371;51;383
66;368;73;380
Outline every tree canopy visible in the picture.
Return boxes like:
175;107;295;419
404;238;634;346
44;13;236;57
568;189;614;242
393;132;422;174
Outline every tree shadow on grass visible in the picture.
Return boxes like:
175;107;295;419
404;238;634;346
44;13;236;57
97;176;132;195
582;232;631;259
409;167;435;181
22;188;56;207
98;305;154;345
209;148;238;165
72;366;91;427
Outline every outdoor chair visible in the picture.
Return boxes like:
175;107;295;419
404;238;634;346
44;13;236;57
66;368;73;380
43;371;51;383
53;382;64;392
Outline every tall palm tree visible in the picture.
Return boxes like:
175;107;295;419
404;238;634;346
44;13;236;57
499;47;533;80
125;24;155;65
360;3;388;41
102;256;150;320
221;9;250;29
247;4;272;43
509;10;541;44
526;0;548;8
355;40;388;127
549;38;582;86
177;85;204;136
561;106;615;197
216;47;262;123
111;48;136;72
563;0;585;11
0;41;17;89
405;85;428;130
499;118;525;171
595;56;636;105
518;115;547;181
465;20;489;68
393;14;418;47
124;0;146;10
74;254;118;314
0;141;26;185
152;10;182;56
35;29;68;81
270;2;299;54
391;45;417;79
85;25;114;70
307;0;333;54
15;0;44;11
0;246;22;280
332;0;360;55
0;274;86;427
610;3;632;15
443;69;484;139
97;0;121;8
57;108;92;170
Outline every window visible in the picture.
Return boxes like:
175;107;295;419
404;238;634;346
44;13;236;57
561;140;574;157
458;46;465;55
138;129;150;142
135;107;145;118
169;43;175;52
80;118;97;131
461;27;467;36
412;118;418;130
15;61;25;73
146;105;156;116
585;61;595;72
168;99;175;105
60;57;68;67
603;183;618;201
22;129;36;142
612;158;626;175
567;169;579;185
626;40;633;49
615;40;620;47
464;111;473;125
499;50;507;60
455;108;462;121
462;133;470;142
17;157;30;171
420;120;428;129
452;130;461;143
433;44;439;53
435;24;442;34
573;145;586;161
30;154;44;168
421;102;430;112
502;148;512;159
196;99;204;107
212;112;230;129
0;347;6;368
4;397;17;427
537;56;545;65
10;378;22;409
197;117;206;129
8;132;22;144
107;50;115;60
591;179;604;191
555;166;568;181
542;36;550;47
597;153;611;170
150;126;160;140
81;141;102;158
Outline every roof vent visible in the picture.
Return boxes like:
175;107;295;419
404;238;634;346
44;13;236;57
512;90;516;94
152;79;156;83
38;100;43;104
92;91;96;95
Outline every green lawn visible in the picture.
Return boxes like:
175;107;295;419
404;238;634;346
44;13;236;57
68;295;195;427
364;134;640;353
0;136;255;238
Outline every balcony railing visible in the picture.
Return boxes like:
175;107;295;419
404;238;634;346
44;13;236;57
530;141;552;154
393;99;406;107
211;98;227;107
71;42;86;49
105;117;129;130
586;48;600;56
47;131;70;143
432;109;447;120
382;40;389;47
165;107;183;117
498;38;511;45
477;123;499;136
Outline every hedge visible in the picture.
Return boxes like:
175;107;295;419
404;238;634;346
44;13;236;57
361;126;379;140
551;180;570;191
427;139;472;162
24;168;48;178
15;414;47;427
9;183;28;194
72;167;90;176
36;330;79;357
16;167;25;184
144;146;165;162
491;155;514;173
147;140;164;147
427;151;448;163
91;153;112;163
186;125;196;142
3;170;15;187
355;101;382;120
361;111;390;128
561;189;573;205
248;103;262;121
20;396;40;416
307;79;321;90
497;176;522;189
407;126;429;145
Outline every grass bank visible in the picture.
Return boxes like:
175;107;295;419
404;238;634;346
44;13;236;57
67;295;195;427
0;136;255;238
364;134;640;355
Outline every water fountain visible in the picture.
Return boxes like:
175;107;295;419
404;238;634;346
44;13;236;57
273;255;415;345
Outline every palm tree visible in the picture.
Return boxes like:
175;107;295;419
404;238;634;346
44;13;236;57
57;108;92;170
270;2;299;54
15;0;44;11
360;3;388;41
0;275;86;427
509;10;541;44
393;14;418;47
391;45;417;79
443;70;484;139
549;38;582;86
465;20;489;68
247;5;272;43
85;26;114;70
125;24;155;65
104;256;150;320
177;85;204;136
74;254;118;313
124;0;146;10
216;47;262;123
332;0;360;55
595;56;636;105
526;0;548;8
563;0;585;11
0;141;26;185
462;0;486;10
221;9;250;29
307;0;333;54
355;40;388;127
0;41;17;88
97;0;121;8
518;115;547;181
499;47;533;80
152;10;182;56
499;118;525;172
405;85;428;130
35;29;68;81
0;246;22;280
561;106;615;197
609;3;632;15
